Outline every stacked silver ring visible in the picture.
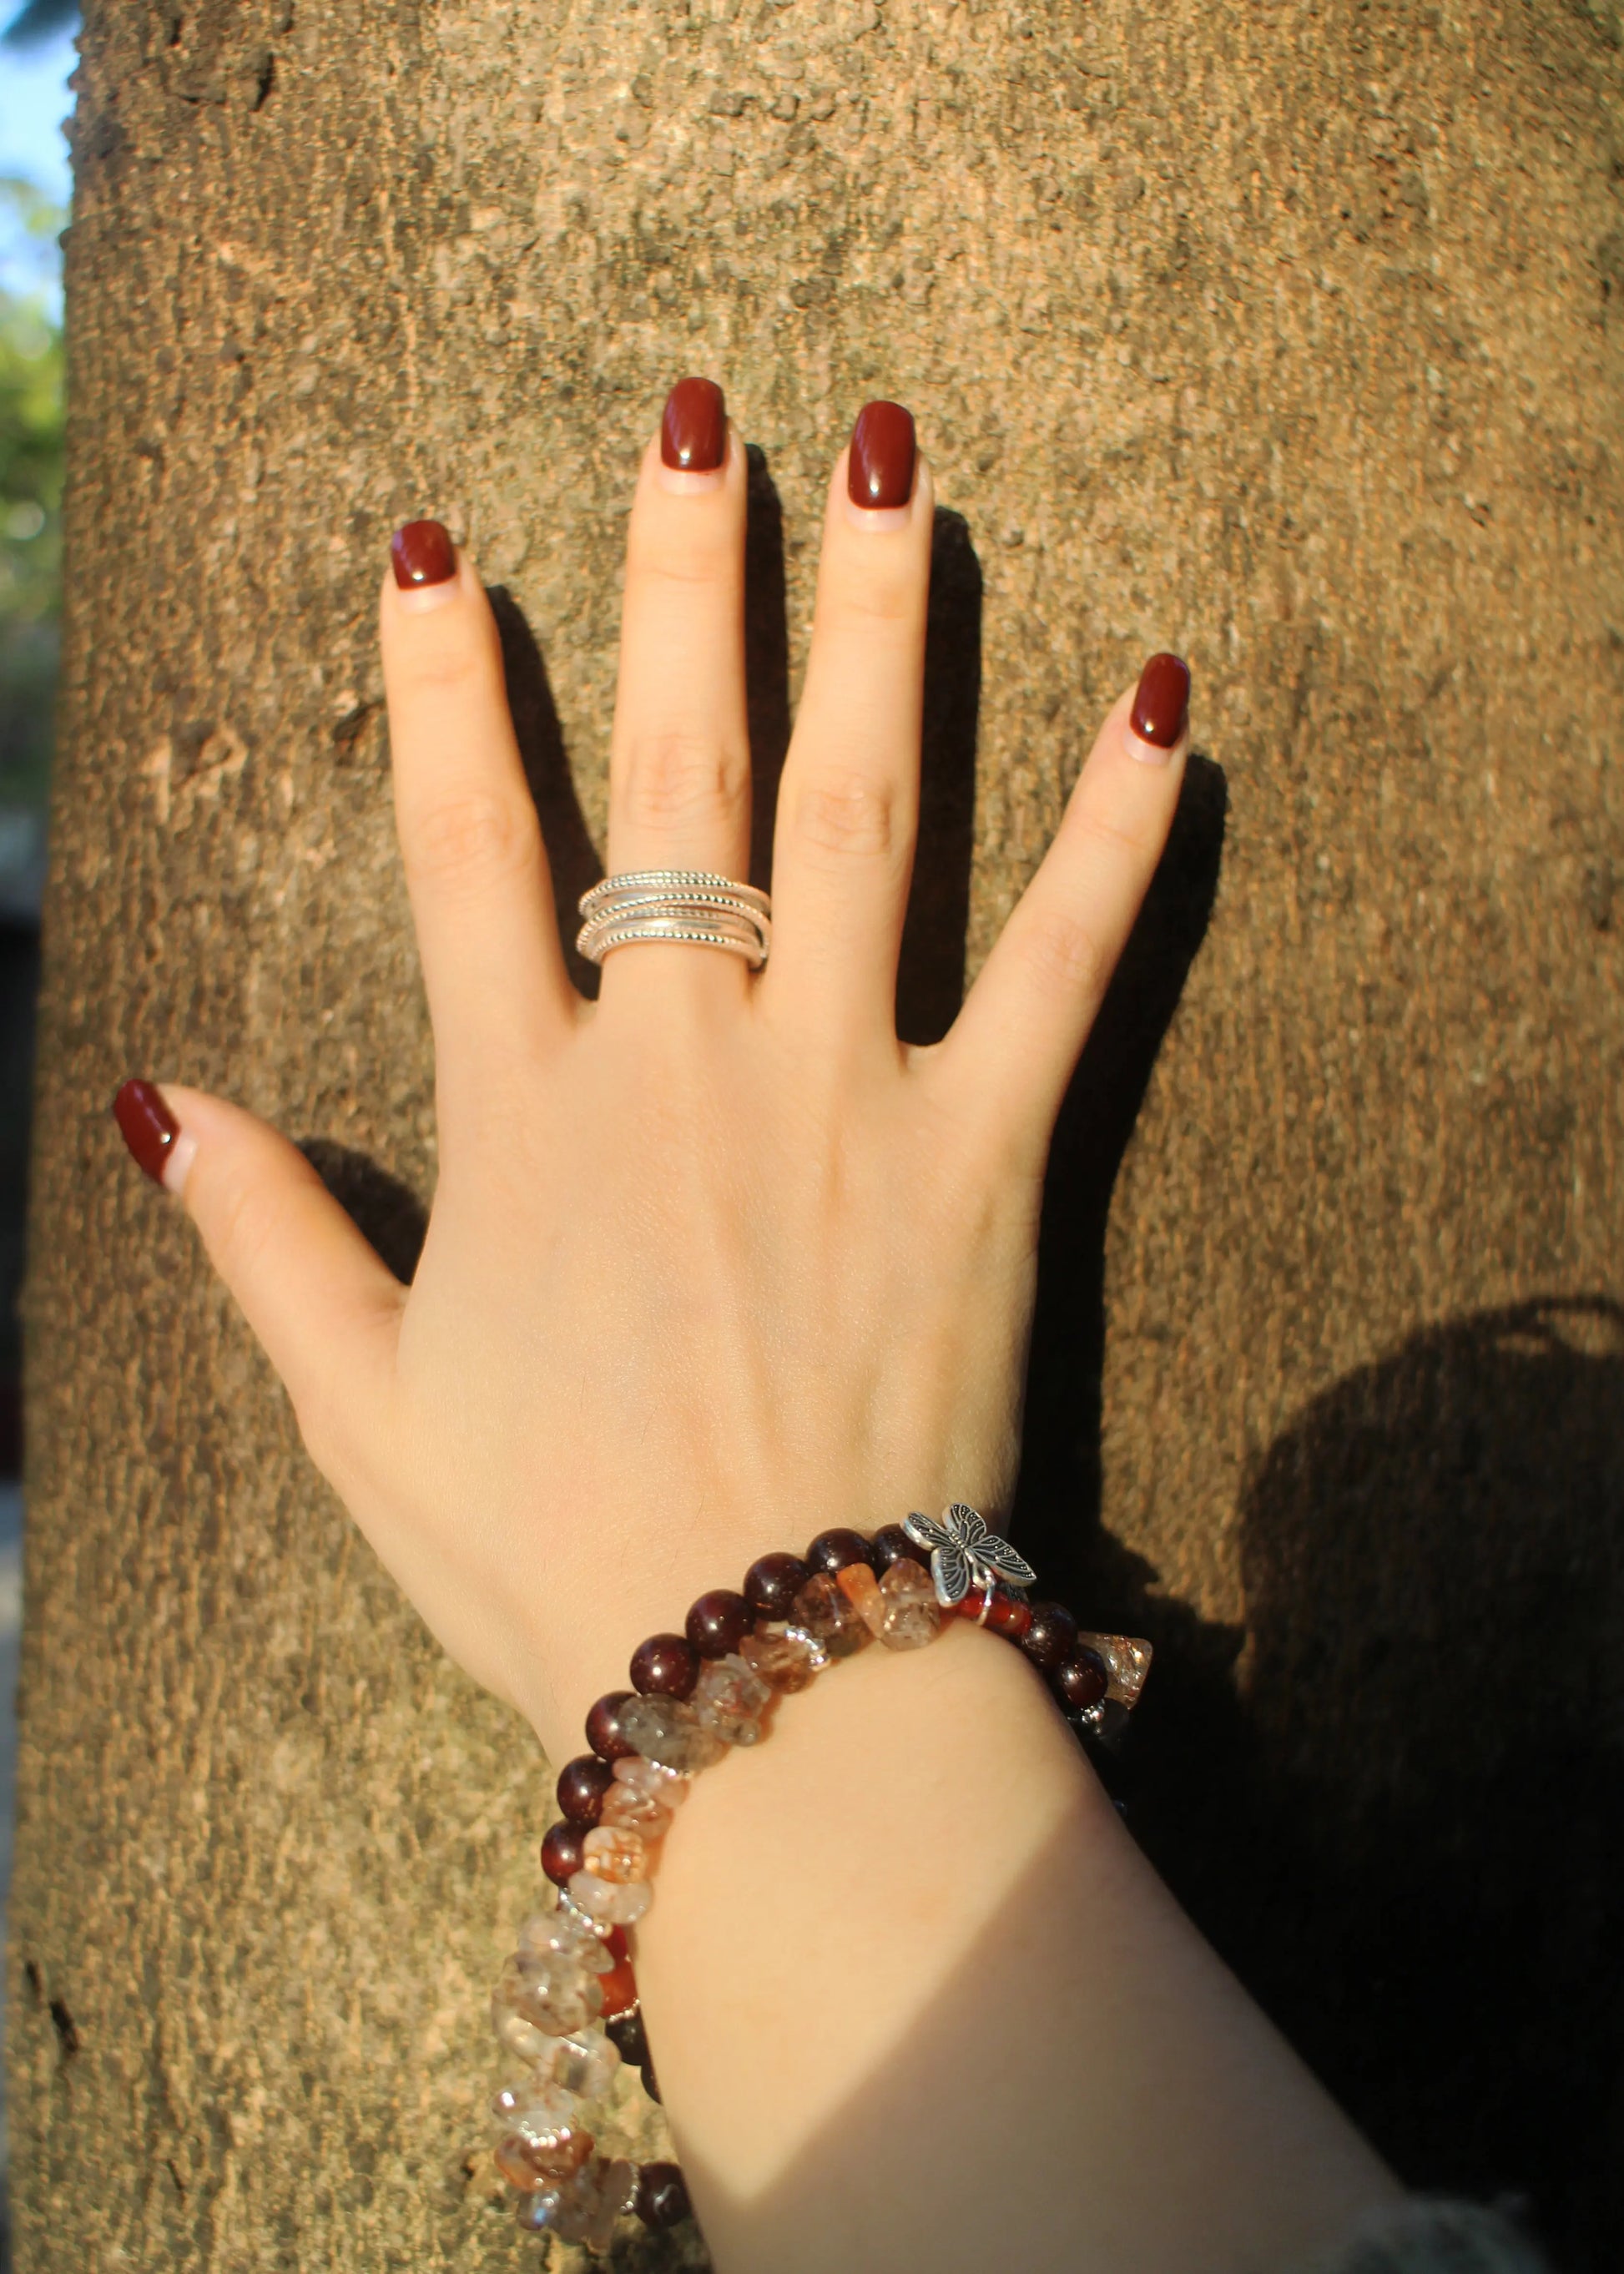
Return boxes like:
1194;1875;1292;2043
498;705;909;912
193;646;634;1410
576;870;773;970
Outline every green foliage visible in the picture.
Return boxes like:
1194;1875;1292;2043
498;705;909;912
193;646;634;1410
0;174;65;819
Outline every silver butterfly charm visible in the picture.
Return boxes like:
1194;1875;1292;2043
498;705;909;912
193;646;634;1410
903;1503;1037;1610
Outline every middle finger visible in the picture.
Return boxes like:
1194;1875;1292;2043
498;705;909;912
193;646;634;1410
762;401;935;1052
603;379;753;994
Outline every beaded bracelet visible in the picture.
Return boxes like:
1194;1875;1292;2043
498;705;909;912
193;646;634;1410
486;1504;1152;2251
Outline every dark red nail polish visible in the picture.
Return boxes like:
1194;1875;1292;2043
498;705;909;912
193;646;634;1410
113;1078;179;1186
1131;653;1191;748
848;400;916;510
391;518;456;589
661;377;727;472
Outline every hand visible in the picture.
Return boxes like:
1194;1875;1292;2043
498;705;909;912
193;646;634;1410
120;390;1190;1767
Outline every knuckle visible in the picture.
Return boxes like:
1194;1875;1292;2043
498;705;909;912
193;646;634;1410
790;769;902;862
618;729;740;834
392;623;490;698
628;528;734;591
824;564;920;633
210;1172;285;1293
1067;796;1155;864
1018;906;1111;998
401;790;535;892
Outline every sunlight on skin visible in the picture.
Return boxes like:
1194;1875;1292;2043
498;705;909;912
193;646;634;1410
635;1621;1087;2196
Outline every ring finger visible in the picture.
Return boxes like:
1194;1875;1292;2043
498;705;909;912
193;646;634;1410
602;378;752;999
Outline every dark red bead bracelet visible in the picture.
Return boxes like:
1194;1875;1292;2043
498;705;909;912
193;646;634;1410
490;1503;1151;2252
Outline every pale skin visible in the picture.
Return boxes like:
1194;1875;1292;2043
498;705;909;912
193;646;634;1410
141;410;1403;2269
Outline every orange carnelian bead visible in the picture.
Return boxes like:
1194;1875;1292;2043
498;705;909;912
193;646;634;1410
835;1561;886;1636
598;1953;638;2019
984;1586;1033;1640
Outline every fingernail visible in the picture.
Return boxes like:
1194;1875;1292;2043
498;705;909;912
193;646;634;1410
848;400;915;511
113;1078;189;1191
1129;653;1191;759
661;377;727;474
391;519;456;590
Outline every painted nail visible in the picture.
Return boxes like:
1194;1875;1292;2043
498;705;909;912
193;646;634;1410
661;377;727;473
848;400;916;510
1130;653;1191;753
391;519;456;589
113;1078;179;1187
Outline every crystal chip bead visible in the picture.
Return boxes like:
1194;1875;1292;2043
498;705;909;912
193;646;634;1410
618;1692;728;1773
599;1782;672;1838
692;1652;772;1743
835;1561;887;1635
1075;1630;1152;1707
517;1910;613;1972
497;2125;594;2185
790;1571;872;1659
515;2185;566;2234
567;1868;653;1928
614;1752;689;1805
583;1824;650;1884
543;2155;639;2249
741;1621;821;1691
599;1752;686;1834
501;2026;620;2103
492;2001;558;2066
495;1949;604;2040
877;1557;945;1649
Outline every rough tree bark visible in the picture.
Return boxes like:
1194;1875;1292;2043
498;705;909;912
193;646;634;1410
10;0;1622;2266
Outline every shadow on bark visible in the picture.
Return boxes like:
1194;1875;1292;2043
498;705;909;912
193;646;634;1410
488;584;603;1001
297;1141;428;1286
899;507;981;1046
1118;1298;1624;2271
1015;744;1231;1586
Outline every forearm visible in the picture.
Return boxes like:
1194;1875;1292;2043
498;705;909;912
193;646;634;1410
638;1619;1401;2274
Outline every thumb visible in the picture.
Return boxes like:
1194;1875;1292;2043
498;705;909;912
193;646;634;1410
112;1077;405;1475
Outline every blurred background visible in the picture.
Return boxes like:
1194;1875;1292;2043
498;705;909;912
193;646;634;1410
0;0;74;2260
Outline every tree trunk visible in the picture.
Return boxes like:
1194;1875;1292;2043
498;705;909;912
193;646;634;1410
12;0;1622;2265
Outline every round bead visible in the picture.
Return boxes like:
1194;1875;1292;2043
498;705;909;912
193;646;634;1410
556;1756;616;1826
1056;1647;1109;1711
634;2160;691;2230
640;2056;663;2105
586;1690;637;1761
541;1821;588;1888
629;1633;700;1701
870;1523;930;1575
984;1586;1033;1641
1021;1601;1078;1676
606;2007;648;2066
685;1588;754;1660
744;1550;810;1619
804;1527;876;1576
956;1584;990;1621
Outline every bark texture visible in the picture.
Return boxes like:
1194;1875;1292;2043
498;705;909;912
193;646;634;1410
12;0;1624;2266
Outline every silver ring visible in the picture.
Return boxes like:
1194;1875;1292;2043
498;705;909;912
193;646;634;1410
577;869;772;971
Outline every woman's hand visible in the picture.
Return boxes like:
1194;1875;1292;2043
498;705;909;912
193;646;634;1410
117;393;1408;2274
120;391;1190;1767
